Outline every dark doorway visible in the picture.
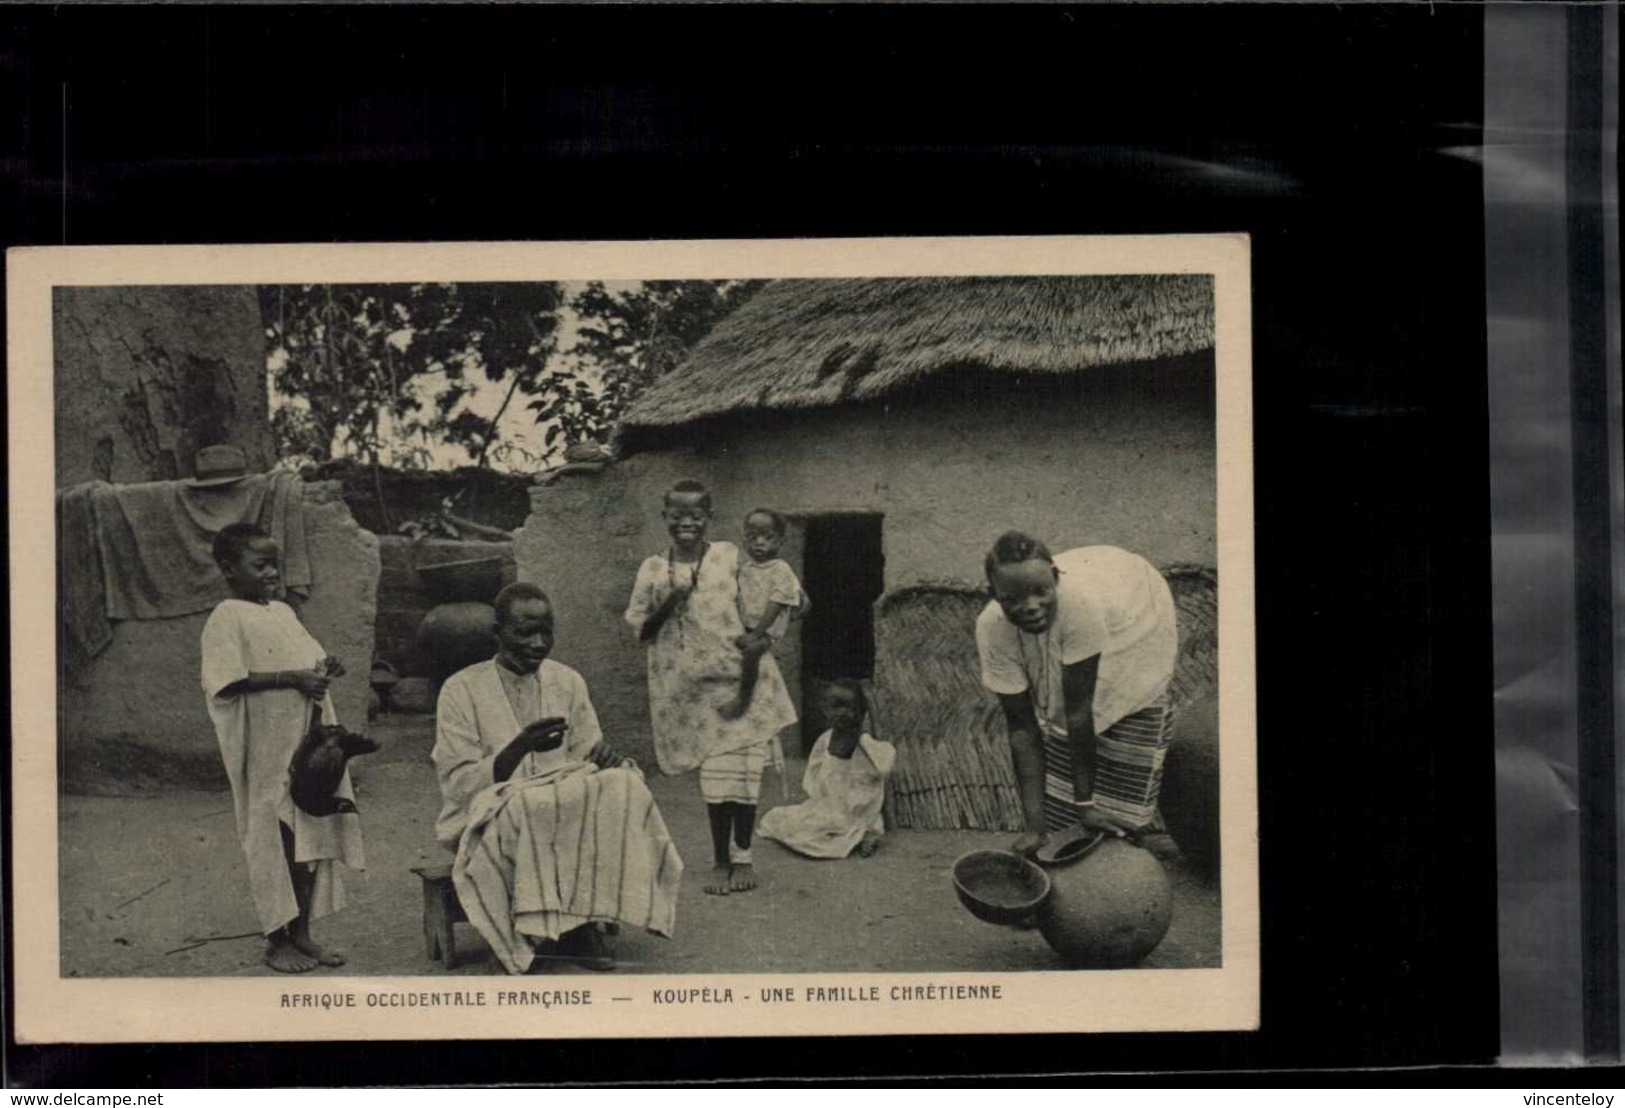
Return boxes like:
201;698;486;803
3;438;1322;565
798;513;885;750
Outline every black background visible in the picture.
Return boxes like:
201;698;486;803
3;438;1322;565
4;3;1498;1084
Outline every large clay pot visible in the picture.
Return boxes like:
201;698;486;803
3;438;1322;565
416;602;497;682
1034;826;1172;968
1160;694;1220;878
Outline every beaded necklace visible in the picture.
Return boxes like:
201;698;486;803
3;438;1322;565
665;541;709;649
1016;620;1059;731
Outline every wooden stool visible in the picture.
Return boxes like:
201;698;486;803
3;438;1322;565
411;863;467;968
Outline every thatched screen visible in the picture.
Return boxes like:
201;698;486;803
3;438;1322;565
871;567;1218;832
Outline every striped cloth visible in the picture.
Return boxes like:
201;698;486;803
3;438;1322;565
1042;697;1172;832
452;764;684;975
698;741;769;805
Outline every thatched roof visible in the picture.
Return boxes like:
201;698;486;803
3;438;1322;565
619;275;1213;431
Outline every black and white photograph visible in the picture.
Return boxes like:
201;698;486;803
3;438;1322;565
11;236;1257;1041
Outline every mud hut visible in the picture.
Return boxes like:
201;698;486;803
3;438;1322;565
516;276;1218;825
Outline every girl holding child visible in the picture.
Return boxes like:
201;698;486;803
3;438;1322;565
626;480;799;895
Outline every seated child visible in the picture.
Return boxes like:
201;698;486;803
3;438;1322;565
758;679;896;859
721;508;809;722
200;522;365;974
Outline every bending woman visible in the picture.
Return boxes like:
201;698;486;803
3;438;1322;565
974;532;1178;857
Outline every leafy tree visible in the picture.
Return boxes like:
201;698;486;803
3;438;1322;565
261;283;422;466
401;282;564;469
262;282;563;469
533;279;768;455
262;279;755;474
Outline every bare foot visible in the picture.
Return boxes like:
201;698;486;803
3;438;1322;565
857;837;880;858
292;935;347;967
704;865;732;895
718;698;747;721
265;935;318;973
729;863;757;893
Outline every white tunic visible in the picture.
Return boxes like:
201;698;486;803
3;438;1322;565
758;732;895;859
431;657;604;850
975;546;1178;736
200;599;364;936
624;542;798;775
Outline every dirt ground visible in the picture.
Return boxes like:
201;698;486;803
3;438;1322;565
59;714;1221;979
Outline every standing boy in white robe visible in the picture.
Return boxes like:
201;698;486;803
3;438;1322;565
201;522;364;974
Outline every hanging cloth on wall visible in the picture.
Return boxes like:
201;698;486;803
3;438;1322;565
56;470;313;671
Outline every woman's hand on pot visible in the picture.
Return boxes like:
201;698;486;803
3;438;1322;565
1010;830;1048;858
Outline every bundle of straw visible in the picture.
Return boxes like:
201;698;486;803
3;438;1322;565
873;586;1026;831
1164;565;1219;715
871;569;1220;833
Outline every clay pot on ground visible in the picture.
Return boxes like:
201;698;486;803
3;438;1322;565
1033;827;1173;968
1160;694;1220;879
415;601;498;684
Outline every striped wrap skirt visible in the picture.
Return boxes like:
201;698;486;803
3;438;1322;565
1041;696;1173;832
698;741;770;805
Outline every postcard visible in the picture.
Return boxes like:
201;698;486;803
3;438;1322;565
10;234;1256;1042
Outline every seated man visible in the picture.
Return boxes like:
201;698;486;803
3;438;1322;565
432;582;683;974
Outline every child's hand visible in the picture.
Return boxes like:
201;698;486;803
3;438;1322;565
290;669;332;700
1009;830;1048;858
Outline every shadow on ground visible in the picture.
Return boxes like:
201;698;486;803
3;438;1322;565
59;714;1221;978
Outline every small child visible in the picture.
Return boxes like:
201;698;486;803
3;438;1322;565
758;679;896;859
626;480;799;896
200;522;365;974
722;507;809;724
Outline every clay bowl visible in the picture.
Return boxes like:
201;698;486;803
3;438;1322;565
952;849;1052;927
416;557;505;604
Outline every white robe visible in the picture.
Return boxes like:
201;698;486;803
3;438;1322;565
975;546;1178;736
758;732;896;859
432;657;684;973
431;657;604;850
200;599;364;936
623;542;798;775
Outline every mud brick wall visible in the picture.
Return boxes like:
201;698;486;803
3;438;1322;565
59;482;380;793
373;536;517;680
53;286;275;489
